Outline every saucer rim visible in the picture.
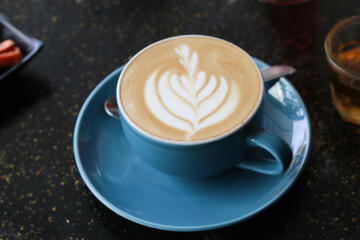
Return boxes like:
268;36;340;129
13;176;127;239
73;59;311;231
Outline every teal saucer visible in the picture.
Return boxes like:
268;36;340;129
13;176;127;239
73;59;311;231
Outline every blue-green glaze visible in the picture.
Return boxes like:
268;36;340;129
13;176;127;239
118;60;292;178
73;59;311;231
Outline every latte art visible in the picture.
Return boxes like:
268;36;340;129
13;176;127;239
145;45;240;139
119;36;262;141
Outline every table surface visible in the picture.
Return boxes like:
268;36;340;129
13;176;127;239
1;0;360;239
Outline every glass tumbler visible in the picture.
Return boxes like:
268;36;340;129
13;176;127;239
325;16;360;125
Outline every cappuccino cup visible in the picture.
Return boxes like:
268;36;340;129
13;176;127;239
116;35;292;178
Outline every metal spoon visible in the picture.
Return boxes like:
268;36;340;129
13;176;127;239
104;65;296;119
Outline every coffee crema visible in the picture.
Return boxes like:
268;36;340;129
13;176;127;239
120;36;262;141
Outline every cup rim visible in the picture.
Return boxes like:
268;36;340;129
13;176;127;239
116;34;264;145
324;15;360;80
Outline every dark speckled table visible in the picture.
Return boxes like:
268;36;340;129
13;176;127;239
0;0;359;239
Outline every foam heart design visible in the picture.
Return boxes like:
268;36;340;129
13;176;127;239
145;45;240;139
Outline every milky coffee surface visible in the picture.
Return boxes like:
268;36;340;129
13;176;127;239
120;36;261;141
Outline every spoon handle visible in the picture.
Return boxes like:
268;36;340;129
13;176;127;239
104;96;120;119
261;65;296;82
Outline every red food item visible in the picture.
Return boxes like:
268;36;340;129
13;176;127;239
0;46;22;67
0;39;15;53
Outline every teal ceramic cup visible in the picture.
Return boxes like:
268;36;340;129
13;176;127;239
116;36;292;178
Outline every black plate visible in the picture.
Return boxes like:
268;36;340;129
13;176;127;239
0;13;43;81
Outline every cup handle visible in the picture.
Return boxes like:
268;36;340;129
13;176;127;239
237;128;292;175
